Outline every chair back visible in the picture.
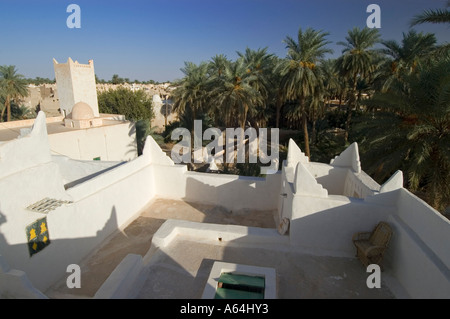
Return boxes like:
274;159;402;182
369;222;392;247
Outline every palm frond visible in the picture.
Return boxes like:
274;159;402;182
410;8;450;26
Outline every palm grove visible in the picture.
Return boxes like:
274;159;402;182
169;5;450;214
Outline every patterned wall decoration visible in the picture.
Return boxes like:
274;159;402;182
26;217;51;257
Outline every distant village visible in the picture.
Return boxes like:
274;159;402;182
23;82;173;118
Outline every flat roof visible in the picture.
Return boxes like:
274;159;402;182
0;114;129;142
44;198;396;299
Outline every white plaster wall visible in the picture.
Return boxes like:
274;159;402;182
0;254;47;299
0;163;73;292
0;114;71;275
0;155;154;291
70;62;99;117
384;189;450;298
281;159;391;255
304;163;347;195
0;113;153;291
343;170;380;198
48;122;137;161
396;189;450;267
53;60;74;117
288;194;393;255
25;154;153;291
0;118;52;180
152;165;282;212
284;156;450;298
293;162;378;198
52;155;122;186
386;214;450;298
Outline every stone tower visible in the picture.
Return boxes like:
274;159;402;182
53;58;99;118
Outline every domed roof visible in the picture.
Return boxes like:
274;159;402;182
71;102;94;120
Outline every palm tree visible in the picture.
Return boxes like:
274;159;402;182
277;27;333;158
171;61;210;131
237;47;273;100
410;0;450;26
265;56;285;128
209;57;263;130
321;59;341;107
208;54;231;79
381;30;437;90
237;47;274;130
354;58;450;213
12;104;35;120
336;27;381;142
0;65;28;122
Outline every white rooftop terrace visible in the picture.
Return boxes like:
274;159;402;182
0;112;449;299
45;199;396;299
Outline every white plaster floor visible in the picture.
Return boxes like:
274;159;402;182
137;236;394;299
45;197;395;299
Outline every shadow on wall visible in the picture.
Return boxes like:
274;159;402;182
127;121;139;157
137;255;216;299
314;167;348;196
288;195;393;255
183;175;279;213
64;162;127;189
0;205;122;295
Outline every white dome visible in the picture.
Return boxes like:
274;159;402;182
71;102;94;120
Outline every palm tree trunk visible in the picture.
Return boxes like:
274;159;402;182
299;97;310;158
191;106;196;164
0;102;5;122
302;110;310;158
344;74;358;143
311;103;317;146
241;105;248;131
312;120;317;145
275;90;283;128
6;96;11;122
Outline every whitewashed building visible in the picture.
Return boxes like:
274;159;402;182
0;110;449;299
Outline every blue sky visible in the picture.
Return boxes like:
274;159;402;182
0;0;448;82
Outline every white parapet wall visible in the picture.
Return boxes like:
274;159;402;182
150;151;282;212
0;254;48;299
283;139;450;298
48;121;137;161
289;194;394;256
93;254;146;299
384;189;450;298
0;112;155;292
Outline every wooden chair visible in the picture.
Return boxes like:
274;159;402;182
352;221;392;270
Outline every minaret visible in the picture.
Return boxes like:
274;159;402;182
53;58;99;118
